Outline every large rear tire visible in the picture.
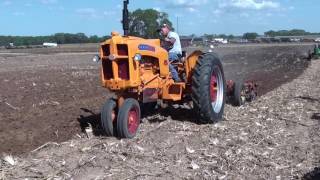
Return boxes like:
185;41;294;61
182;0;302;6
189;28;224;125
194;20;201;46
117;98;141;139
101;99;117;136
191;53;226;123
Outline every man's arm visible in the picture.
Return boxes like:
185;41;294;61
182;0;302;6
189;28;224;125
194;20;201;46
165;37;176;44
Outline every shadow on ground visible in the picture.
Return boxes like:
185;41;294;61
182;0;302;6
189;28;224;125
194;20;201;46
77;105;201;137
296;96;320;103
77;108;104;136
303;167;320;180
311;113;320;121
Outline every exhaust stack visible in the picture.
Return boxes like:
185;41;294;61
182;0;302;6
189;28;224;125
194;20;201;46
122;0;129;36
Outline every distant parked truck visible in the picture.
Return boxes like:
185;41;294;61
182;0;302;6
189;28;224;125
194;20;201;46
213;38;228;44
315;38;320;42
5;43;15;49
43;42;58;47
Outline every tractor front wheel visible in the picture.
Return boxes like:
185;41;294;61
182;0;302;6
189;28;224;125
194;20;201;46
117;98;141;139
192;53;226;123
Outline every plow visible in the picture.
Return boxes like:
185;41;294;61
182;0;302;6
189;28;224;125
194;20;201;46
93;0;258;138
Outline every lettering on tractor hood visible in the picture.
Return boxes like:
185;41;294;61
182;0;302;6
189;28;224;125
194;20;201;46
138;44;156;52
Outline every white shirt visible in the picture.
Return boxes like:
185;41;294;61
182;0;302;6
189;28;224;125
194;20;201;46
168;31;182;54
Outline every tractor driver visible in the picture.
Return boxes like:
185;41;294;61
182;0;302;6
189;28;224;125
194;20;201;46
160;24;182;82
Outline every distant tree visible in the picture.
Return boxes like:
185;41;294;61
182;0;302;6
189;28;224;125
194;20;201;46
243;32;258;40
100;35;111;42
54;33;66;44
264;29;320;37
264;30;276;37
75;33;89;43
0;33;109;46
227;35;235;39
89;35;99;43
216;34;226;39
203;34;214;41
129;9;173;38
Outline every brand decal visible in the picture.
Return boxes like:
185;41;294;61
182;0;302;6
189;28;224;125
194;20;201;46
138;44;155;52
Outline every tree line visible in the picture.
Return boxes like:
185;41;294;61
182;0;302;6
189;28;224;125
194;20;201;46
264;29;320;37
205;29;320;41
0;33;110;46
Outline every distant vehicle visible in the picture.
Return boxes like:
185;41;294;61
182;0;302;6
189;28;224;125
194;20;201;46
5;43;15;49
290;38;301;42
213;38;228;44
315;38;320;42
43;42;58;47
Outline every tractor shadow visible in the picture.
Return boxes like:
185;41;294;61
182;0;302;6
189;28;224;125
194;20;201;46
145;105;199;124
311;113;320;121
302;167;320;180
295;96;320;122
296;96;320;103
77;108;104;136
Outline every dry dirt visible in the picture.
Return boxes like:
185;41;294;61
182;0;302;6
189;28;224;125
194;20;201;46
0;43;319;179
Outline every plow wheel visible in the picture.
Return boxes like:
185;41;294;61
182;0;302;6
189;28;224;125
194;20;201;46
192;53;226;123
233;80;246;106
117;98;141;139
101;99;117;136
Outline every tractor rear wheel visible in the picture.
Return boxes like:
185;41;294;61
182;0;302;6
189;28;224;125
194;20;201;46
191;53;226;123
101;99;117;136
117;98;141;139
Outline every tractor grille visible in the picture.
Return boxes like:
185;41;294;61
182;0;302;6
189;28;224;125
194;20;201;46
102;59;113;80
117;59;130;80
117;44;128;56
102;44;110;57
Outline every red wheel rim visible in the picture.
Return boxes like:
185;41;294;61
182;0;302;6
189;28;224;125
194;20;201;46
210;72;218;102
128;107;139;134
112;110;116;122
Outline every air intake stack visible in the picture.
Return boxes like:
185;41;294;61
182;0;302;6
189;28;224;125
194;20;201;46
122;0;129;36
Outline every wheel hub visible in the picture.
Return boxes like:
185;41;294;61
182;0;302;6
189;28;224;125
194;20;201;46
210;74;218;102
210;67;224;113
128;107;139;134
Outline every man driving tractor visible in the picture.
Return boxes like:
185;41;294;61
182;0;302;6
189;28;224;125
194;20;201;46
160;24;182;82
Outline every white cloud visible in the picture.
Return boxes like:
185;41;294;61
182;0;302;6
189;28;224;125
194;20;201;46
103;10;117;16
13;12;25;16
76;8;117;19
288;6;295;10
240;12;249;17
40;0;57;4
220;0;280;10
153;7;162;12
2;0;12;6
162;0;208;12
76;8;100;19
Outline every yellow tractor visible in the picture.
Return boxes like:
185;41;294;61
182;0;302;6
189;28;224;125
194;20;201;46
94;0;226;138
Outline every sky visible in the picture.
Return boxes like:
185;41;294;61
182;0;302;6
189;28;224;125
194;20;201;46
0;0;318;36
